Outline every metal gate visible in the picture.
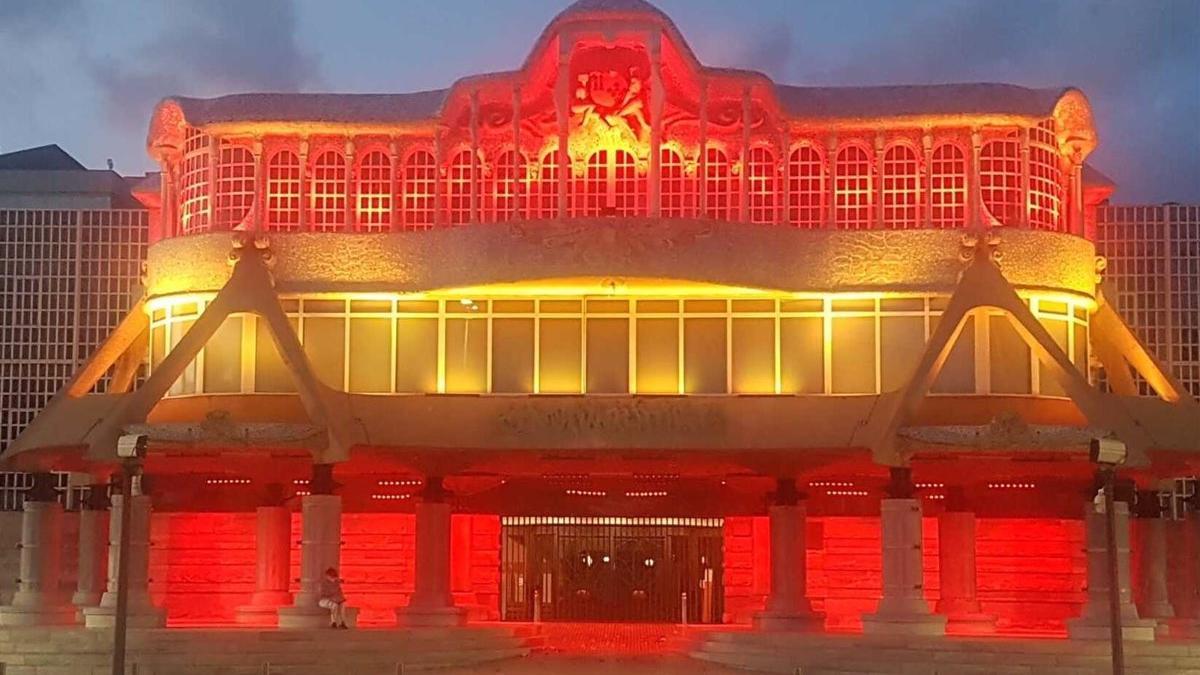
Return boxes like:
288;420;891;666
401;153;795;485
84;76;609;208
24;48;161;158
501;517;723;623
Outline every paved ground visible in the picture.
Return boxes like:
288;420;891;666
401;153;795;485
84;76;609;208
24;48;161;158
438;654;748;674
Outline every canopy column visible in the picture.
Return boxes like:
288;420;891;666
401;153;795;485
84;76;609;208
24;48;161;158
754;478;822;631
278;465;346;629
397;477;467;627
0;473;75;626
1066;489;1156;641
862;468;946;636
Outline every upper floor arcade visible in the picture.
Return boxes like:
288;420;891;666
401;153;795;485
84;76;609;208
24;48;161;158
145;0;1102;244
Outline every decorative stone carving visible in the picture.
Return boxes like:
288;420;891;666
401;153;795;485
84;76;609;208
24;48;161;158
497;397;725;441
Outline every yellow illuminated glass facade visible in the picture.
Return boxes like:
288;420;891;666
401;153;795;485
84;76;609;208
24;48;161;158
147;291;1090;398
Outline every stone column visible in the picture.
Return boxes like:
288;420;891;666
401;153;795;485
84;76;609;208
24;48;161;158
0;474;74;625
1134;494;1173;630
83;493;166;628
862;468;946;636
934;491;995;634
754;478;821;631
236;498;293;625
1167;510;1200;637
397;477;466;626
277;493;341;629
1066;497;1157;640
71;486;109;621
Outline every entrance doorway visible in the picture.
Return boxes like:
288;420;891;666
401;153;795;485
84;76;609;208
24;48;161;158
500;517;723;623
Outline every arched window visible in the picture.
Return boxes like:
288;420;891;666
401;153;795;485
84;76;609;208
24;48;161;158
881;144;920;229
835;144;873;228
266;150;301;231
613;149;646;216
533;149;561;219
356;150;391;232
180;128;211;234
214;143;254;230
486;149;527;222
310;149;346;231
659;147;696;218
980;133;1021;227
1028;120;1064;231
929;144;967;228
704;146;737;221
444;149;475;225
788;145;824;228
747;146;777;224
401;149;436;230
834;145;872;229
576;150;607;217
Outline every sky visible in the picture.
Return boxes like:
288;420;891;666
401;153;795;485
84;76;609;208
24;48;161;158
1;0;1197;203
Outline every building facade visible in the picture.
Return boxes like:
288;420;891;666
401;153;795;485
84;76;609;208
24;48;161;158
1097;204;1200;398
2;0;1199;643
0;145;150;455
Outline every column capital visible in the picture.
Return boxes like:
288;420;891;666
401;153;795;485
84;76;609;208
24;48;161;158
886;466;915;499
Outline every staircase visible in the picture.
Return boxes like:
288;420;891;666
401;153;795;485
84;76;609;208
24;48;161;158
0;624;540;675
691;630;1200;674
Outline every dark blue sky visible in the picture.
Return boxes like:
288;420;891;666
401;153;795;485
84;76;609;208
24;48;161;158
2;0;1197;202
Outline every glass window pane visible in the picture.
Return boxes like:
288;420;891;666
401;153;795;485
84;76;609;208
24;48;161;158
989;314;1031;394
636;318;679;394
684;318;726;394
1074;323;1088;376
732;318;774;393
732;299;774;313
445;318;487;393
492;318;534;393
880;316;923;392
780;317;823;393
170;319;197;395
150;325;165;372
540;318;582;393
203;316;243;393
255;316;299;393
303;317;346;390
931;315;975;394
395;318;438;392
1039;317;1070;396
637;300;677;313
349;318;391;393
831;316;876;394
586;318;628;393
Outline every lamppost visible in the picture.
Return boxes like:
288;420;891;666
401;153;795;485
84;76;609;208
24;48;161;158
1090;436;1128;675
112;433;147;675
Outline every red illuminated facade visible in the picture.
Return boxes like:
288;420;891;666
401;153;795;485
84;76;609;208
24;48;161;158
4;0;1200;650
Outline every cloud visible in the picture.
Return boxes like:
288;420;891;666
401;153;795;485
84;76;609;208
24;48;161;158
0;0;83;39
719;0;1200;202
88;0;321;132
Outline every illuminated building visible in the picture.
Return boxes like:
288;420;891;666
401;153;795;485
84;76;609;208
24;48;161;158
2;0;1198;657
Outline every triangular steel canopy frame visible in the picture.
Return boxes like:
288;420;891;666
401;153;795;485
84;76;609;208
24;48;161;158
7;239;360;465
863;240;1194;468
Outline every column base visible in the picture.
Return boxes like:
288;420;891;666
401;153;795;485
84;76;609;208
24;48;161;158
235;590;293;624
1066;615;1158;641
278;605;330;630
0;603;76;627
862;612;947;637
752;609;824;632
1164;617;1200;639
944;612;998;635
82;604;166;629
395;605;467;627
235;604;283;626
